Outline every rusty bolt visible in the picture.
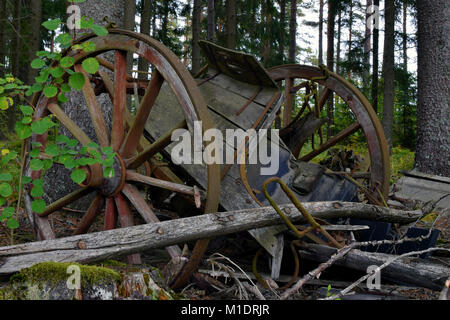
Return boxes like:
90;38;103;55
77;240;86;250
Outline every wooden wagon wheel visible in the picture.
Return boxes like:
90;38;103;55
267;64;390;203
28;29;220;289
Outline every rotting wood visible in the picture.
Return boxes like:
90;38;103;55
298;244;450;291
0;202;421;275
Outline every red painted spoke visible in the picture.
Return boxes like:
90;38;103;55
120;70;164;158
38;188;92;217
114;193;142;264
112;50;128;151
283;77;294;127
47;103;92;146
300;122;361;162
98;71;115;101
104;197;117;230
125;119;187;169
121;183;181;259
73;194;105;235
75;65;110;148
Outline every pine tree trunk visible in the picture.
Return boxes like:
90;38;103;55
402;2;408;142
347;1;353;79
336;10;341;74
138;0;151;80
371;0;379;113
27;0;42;85
0;0;7;77
363;0;372;92
192;0;202;74
124;0;136;73
326;0;336;138
415;0;450;177
288;0;297;63
279;0;286;62
11;0;21;77
226;0;236;49
207;0;215;42
162;0;169;45
318;0;323;65
381;0;395;152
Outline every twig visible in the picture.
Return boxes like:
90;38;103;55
323;247;450;300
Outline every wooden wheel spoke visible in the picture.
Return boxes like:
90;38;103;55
126;170;204;199
104;197;117;231
126;119;187;169
74;65;110;148
318;87;332;111
300;122;361;162
121;70;164;158
39;188;92;217
114;193;142;264
99;71;115;101
73;194;105;235
112;50;128;151
121;184;181;258
283;77;294;127
47;103;92;146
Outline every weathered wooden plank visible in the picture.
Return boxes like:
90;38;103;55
0;202;421;275
298;244;450;290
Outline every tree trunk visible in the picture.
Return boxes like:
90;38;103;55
161;0;169;45
371;0;379;113
402;2;408;142
226;0;237;49
318;0;323;65
0;0;6;76
347;1;353;79
138;0;151;80
27;0;42;85
363;0;372;93
124;0;136;73
336;10;342;74
288;0;297;63
192;0;202;74
382;0;395;152
262;0;272;67
326;0;336;138
11;0;21;77
207;0;215;42
279;0;286;63
415;0;450;177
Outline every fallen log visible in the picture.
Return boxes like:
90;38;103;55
0;202;421;275
298;244;450;291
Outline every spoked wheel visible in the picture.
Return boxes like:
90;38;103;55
267;64;390;203
28;29;220;288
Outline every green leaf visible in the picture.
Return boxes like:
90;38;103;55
49;67;65;78
81;58;99;74
69;72;85;90
58;93;68;103
42;19;61;31
67;139;78;148
31;120;48;135
82;41;96;52
20;105;34;115
80;16;94;29
0;173;12;181
60;83;71;92
45;143;60;157
55;33;73;46
43;85;58;98
31;58;46;69
0;197;5;206
30;184;44;198
21;116;32;124
3;207;14;218
71;169;87;184
62;157;77;169
101;146;114;155
14;122;33;139
29;148;41;158
31;199;46;214
35;69;50;83
30;159;44;171
86;142;99;149
60;57;75;69
56;134;70;144
0;183;13;197
7;218;19;230
33;178;43;187
91;24;108;37
1;151;18;164
72;0;86;2
104;167;115;178
42;159;53;170
30;83;43;94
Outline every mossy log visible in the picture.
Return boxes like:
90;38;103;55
0;202;422;275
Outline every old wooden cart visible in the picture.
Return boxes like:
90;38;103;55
28;29;390;288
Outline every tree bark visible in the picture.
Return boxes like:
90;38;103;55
207;0;215;42
381;0;395;152
27;0;42;85
0;0;6;76
138;0;151;80
124;0;136;73
363;0;372;92
336;10;342;74
11;0;21;77
226;0;237;49
262;0;272;67
402;2;408;142
326;0;337;138
0;202;422;275
415;0;450;177
318;0;324;65
161;0;169;45
191;0;202;75
279;0;286;63
347;1;353;79
371;0;379;113
288;0;297;63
